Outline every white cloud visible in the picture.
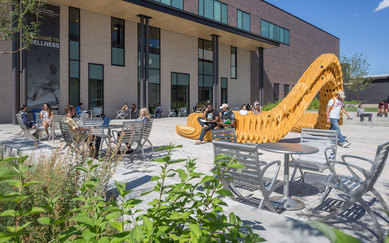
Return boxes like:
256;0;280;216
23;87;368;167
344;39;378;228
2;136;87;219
374;0;389;12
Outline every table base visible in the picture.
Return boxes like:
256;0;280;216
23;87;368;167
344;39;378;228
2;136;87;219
270;195;305;211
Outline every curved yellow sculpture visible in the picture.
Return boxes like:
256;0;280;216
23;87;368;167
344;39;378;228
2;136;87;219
176;53;344;143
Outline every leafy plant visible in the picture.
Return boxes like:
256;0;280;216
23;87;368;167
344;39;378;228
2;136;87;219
262;100;282;111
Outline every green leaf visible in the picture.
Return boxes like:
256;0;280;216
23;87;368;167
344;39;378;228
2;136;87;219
106;212;121;220
229;161;246;170
129;225;144;243
167;159;186;165
70;215;93;226
214;154;230;162
2;180;21;187
311;222;360;243
0;168;18;180
37;217;52;225
23;207;46;216
143;216;153;234
189;224;202;239
0;157;18;164
90;164;100;173
216;189;233;197
82;229;96;241
109;221;123;232
176;169;188;181
75;166;88;173
200;176;215;184
0;209;16;217
228;212;236;224
23;180;43;188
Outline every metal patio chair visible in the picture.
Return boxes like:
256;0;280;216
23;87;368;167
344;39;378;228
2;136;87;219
314;141;389;241
290;128;338;182
178;107;187;117
141;119;154;152
168;109;176;117
16;113;42;141
213;141;285;213
211;128;237;143
111;121;144;162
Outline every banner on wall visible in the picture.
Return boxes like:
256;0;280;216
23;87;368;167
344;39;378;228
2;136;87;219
27;4;60;110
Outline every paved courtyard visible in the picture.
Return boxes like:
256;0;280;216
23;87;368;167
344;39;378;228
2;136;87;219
0;117;388;242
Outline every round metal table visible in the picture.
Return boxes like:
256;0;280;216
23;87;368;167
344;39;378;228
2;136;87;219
257;142;319;210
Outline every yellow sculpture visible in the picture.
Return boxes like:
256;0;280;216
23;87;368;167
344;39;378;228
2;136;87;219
176;53;344;143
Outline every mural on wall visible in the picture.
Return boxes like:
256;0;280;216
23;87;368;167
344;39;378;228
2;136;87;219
27;4;60;110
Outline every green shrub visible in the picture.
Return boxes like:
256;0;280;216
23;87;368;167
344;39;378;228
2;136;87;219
344;100;359;105
262;100;282;111
0;144;263;242
308;97;320;110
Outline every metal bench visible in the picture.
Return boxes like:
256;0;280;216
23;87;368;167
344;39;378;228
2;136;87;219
314;141;389;241
59;121;79;150
211;128;237;143
290;128;338;181
213;141;285;213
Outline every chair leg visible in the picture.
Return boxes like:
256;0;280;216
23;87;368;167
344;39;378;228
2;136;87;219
370;187;389;212
147;139;154;152
358;198;384;241
321;187;333;203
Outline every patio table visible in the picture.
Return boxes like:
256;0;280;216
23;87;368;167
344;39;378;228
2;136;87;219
257;142;319;210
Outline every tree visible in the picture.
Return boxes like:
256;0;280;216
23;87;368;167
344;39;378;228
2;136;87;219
0;0;46;54
341;53;373;102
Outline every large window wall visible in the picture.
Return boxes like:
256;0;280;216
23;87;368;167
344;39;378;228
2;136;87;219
261;19;290;45
199;0;228;24
198;39;213;105
171;72;190;113
221;77;228;104
152;0;183;9
138;25;161;110
237;9;250;31
69;7;80;106
111;17;124;66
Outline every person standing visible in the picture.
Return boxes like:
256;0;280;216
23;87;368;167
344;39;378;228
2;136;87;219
326;91;351;147
195;103;219;145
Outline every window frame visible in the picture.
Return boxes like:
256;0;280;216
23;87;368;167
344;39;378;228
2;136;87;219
221;77;228;104
111;17;125;66
171;72;190;113
284;84;289;98
274;83;280;102
198;0;228;24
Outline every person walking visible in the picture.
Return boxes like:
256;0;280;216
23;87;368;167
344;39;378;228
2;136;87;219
326;90;351;147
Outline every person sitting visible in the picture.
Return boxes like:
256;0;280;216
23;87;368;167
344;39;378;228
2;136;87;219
76;103;85;116
356;104;372;122
195;103;219;145
216;103;235;129
378;100;388;117
193;103;199;112
155;104;163;118
253;104;261;115
119;103;130;118
131;104;137;119
239;105;248;115
40;103;53;137
18;105;35;129
123;107;151;154
200;104;206;112
63;105;101;158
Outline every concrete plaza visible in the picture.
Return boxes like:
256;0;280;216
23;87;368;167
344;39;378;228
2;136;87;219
0;117;388;242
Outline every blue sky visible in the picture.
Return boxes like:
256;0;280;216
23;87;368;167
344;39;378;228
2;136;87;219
265;0;389;75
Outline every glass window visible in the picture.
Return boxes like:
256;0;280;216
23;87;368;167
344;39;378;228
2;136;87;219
284;84;289;98
88;64;104;111
221;77;228;103
69;7;80;106
230;46;237;79
69;41;79;60
199;0;228;24
274;83;280;102
214;1;221;22
171;72;190;112
198;39;213;104
171;0;183;9
221;4;227;24
112;17;124;66
261;19;290;45
138;25;161;109
161;0;170;5
237;10;250;31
